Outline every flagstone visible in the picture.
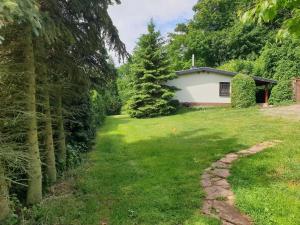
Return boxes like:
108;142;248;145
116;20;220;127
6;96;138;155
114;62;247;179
201;141;279;225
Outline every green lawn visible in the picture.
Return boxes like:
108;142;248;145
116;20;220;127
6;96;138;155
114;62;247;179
28;108;300;225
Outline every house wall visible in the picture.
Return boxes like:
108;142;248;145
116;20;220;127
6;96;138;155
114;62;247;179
167;72;233;105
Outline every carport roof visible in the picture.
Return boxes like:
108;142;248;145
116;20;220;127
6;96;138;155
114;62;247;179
176;67;277;85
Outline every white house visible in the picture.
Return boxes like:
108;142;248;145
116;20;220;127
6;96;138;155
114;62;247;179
167;67;276;106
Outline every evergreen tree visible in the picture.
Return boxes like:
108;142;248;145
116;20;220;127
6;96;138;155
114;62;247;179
0;0;127;219
128;21;177;118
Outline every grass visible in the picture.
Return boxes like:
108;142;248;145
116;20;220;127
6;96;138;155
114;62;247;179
27;108;300;225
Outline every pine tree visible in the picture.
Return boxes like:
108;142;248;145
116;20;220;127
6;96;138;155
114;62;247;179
128;21;177;118
0;0;127;218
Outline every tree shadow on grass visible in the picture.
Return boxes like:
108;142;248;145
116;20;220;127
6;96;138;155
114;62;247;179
92;123;248;225
175;106;231;116
229;146;285;190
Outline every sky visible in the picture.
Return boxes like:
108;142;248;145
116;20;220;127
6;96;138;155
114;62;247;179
108;0;198;65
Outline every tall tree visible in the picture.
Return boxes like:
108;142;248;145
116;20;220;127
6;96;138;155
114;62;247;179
128;21;177;118
34;38;57;184
0;0;44;207
23;24;42;205
242;0;300;38
0;0;127;219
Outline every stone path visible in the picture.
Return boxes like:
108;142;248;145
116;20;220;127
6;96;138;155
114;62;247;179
201;141;281;225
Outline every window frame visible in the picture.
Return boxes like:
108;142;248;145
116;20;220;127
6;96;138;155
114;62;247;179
219;82;231;97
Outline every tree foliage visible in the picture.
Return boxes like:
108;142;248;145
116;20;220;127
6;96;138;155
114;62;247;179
269;80;294;104
231;74;256;108
117;61;135;107
167;0;272;70
254;38;300;80
128;21;177;118
242;0;300;38
0;0;127;221
166;0;298;104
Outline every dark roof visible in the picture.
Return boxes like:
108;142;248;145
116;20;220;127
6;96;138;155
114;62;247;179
176;67;237;76
176;67;277;84
252;76;277;84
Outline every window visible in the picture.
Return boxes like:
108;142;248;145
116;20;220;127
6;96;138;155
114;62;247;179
219;82;230;97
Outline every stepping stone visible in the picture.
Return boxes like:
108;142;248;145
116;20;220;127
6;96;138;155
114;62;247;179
211;177;223;182
214;179;230;189
210;168;230;178
201;177;213;188
213;201;252;225
200;141;281;225
202;172;212;180
211;161;230;169
237;150;252;156
220;154;238;164
202;199;213;215
204;186;234;200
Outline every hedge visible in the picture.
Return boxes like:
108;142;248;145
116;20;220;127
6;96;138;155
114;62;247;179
231;74;256;108
269;80;294;105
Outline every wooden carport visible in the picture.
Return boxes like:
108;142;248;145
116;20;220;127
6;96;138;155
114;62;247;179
252;76;277;104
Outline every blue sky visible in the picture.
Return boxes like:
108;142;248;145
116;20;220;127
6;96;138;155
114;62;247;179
108;0;198;64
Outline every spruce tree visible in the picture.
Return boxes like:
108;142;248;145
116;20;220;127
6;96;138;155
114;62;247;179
0;0;126;217
128;21;177;118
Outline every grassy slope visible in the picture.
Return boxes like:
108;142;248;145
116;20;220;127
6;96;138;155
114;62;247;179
29;108;300;225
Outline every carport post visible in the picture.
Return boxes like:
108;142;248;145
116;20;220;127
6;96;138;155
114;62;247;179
264;84;269;104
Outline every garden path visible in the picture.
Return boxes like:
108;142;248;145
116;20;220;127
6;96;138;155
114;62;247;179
201;141;281;225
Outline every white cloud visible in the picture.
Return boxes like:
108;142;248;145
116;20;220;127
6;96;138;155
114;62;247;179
108;0;197;64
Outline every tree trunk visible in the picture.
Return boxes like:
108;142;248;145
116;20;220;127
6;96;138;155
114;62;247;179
44;91;57;183
0;162;10;220
24;26;42;205
34;39;57;184
56;91;67;170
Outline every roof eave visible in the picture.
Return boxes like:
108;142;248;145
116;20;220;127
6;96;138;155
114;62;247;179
176;67;277;84
176;67;237;76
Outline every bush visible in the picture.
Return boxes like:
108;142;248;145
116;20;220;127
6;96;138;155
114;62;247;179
218;59;256;75
231;74;256;108
269;80;294;105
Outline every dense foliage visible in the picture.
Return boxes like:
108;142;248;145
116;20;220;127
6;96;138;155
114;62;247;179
269;80;294;105
231;74;256;108
127;22;177;118
164;0;299;105
243;0;300;38
166;0;273;71
117;0;299;108
117;61;134;109
1;0;299;222
0;0;126;222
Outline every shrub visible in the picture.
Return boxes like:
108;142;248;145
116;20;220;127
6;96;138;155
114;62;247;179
269;80;294;105
231;74;256;108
